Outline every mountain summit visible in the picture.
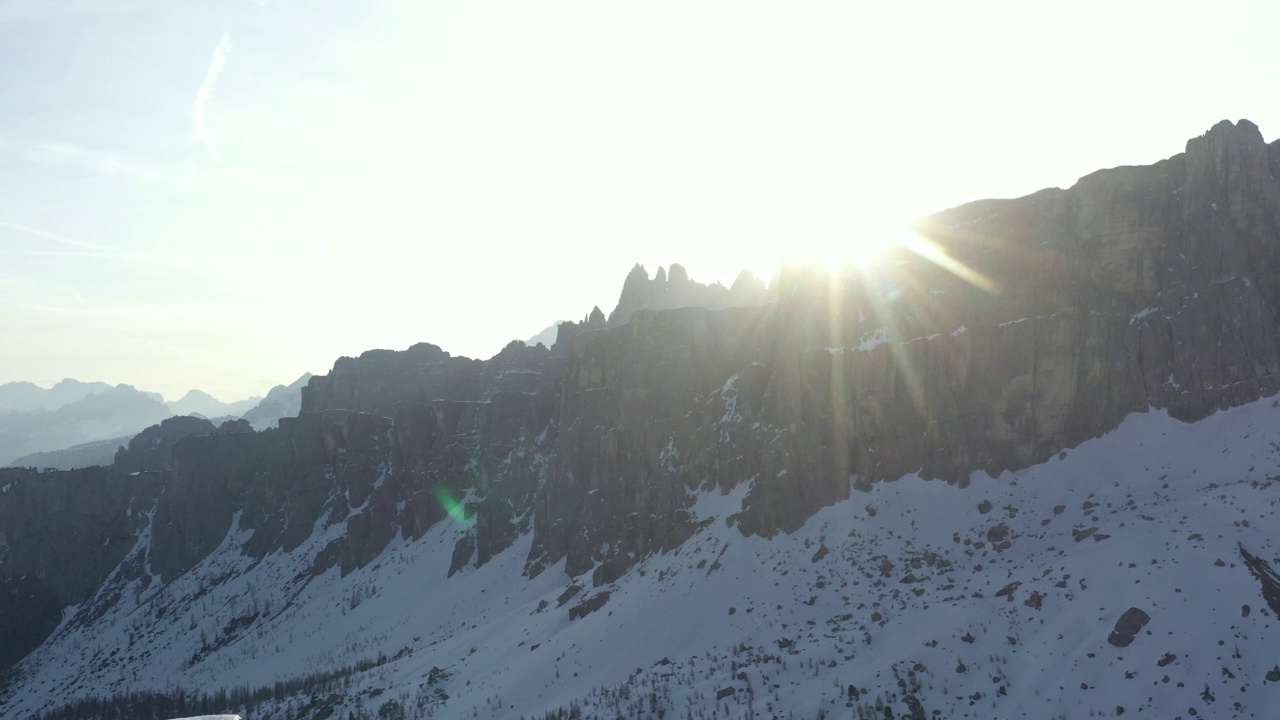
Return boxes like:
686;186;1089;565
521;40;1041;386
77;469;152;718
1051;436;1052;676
3;120;1280;719
167;390;262;419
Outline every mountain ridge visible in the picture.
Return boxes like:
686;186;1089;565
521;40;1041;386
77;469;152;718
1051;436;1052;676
3;119;1280;718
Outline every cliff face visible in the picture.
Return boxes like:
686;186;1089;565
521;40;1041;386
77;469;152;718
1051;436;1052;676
0;467;161;670
3;120;1280;681
525;120;1280;577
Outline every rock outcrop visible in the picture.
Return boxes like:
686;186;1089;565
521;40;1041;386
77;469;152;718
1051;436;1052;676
300;343;484;417
113;415;218;474
1107;607;1151;647
606;263;769;326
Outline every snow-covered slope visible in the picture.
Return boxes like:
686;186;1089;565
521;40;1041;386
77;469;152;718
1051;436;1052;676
8;398;1280;719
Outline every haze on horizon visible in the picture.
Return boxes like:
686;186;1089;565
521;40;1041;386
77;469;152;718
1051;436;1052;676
2;0;1278;402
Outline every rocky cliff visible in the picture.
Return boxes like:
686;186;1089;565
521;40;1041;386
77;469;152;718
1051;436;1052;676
3;120;1280;708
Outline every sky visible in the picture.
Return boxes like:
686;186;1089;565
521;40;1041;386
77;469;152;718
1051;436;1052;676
1;0;1278;402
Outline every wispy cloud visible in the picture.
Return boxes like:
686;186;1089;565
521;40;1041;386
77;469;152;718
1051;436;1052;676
0;220;130;256
192;32;233;159
0;221;186;269
9;139;166;183
0;250;119;257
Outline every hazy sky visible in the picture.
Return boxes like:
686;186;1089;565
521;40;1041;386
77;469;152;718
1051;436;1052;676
2;1;1278;401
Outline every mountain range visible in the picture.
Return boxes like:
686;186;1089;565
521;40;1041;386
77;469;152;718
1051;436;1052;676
3;119;1280;719
0;376;311;469
0;379;116;414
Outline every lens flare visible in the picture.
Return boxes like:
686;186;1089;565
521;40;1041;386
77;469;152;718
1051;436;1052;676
435;486;471;527
900;234;998;294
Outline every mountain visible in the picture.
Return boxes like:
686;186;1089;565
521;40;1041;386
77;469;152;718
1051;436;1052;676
0;384;173;467
525;321;564;348
3;119;1280;719
0;379;297;470
240;373;312;431
112;415;222;474
6;435;132;471
167;390;262;419
0;379;113;413
607;263;769;326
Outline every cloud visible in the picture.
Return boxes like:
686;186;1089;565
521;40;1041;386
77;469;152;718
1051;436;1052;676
192;32;233;158
9;139;165;182
0;220;130;257
0;221;187;270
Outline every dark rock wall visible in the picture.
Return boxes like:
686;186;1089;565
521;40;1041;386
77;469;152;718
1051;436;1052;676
0;467;161;670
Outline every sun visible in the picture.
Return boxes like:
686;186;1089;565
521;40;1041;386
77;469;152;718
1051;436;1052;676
781;219;911;271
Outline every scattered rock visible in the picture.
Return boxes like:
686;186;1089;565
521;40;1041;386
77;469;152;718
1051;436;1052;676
1107;607;1151;647
567;591;611;621
1072;526;1098;542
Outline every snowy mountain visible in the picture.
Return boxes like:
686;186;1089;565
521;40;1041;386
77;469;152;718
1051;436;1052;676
9;401;1280;719
4;119;1280;719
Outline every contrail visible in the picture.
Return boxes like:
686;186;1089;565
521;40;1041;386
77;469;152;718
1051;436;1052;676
0;250;118;257
0;221;187;269
192;32;233;159
0;221;129;256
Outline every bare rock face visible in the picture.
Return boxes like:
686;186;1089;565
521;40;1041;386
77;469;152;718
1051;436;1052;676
113;415;217;473
1238;544;1280;616
0;466;161;668
300;343;484;417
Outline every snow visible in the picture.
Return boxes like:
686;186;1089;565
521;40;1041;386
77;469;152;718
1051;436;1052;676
717;374;740;425
856;327;888;351
8;398;1280;718
1129;306;1160;323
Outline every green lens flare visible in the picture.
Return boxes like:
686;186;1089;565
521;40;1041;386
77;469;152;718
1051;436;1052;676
435;486;470;527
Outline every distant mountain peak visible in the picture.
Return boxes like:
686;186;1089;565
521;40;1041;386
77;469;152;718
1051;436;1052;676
605;262;767;326
167;388;261;419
